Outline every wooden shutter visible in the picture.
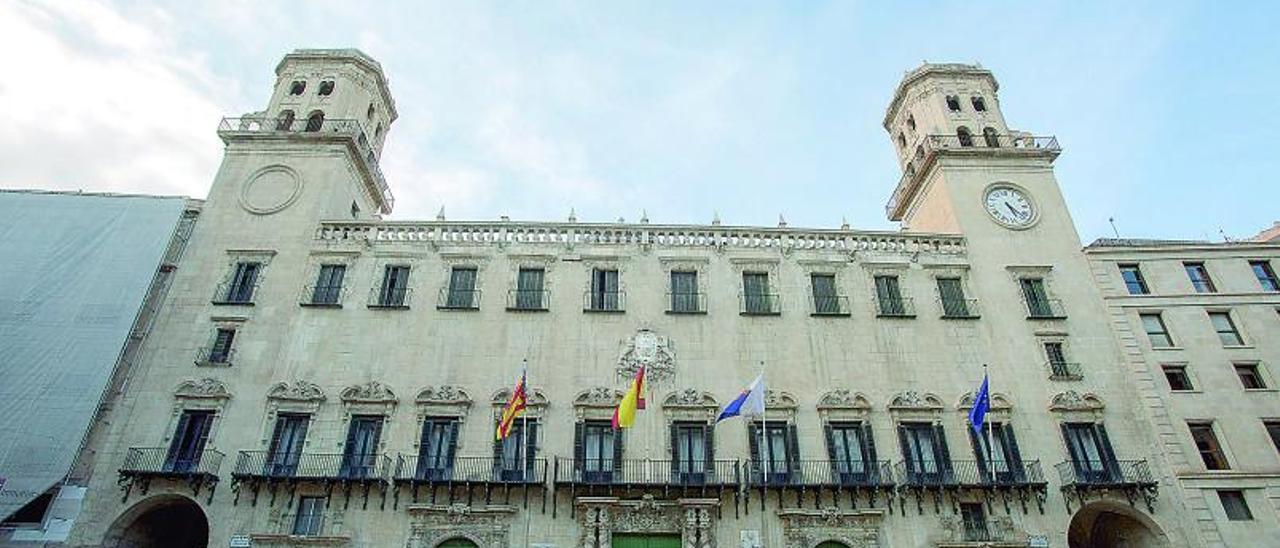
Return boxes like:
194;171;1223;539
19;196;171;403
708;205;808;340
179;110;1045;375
1003;424;1023;468
612;428;624;474
165;412;194;464
934;423;953;474
704;423;715;471
861;423;878;462
573;422;586;474
822;424;837;460
786;424;801;479
967;424;988;480
896;424;912;470
669;423;679;477
445;420;460;463
525;421;539;475
747;422;760;475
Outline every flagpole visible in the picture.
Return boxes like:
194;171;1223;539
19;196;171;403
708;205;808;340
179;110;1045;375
759;360;768;548
984;364;994;485
521;358;531;548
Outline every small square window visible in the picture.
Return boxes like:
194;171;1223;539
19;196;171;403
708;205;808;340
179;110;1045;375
946;95;962;112
318;80;335;96
1141;313;1174;348
1162;365;1193;391
1119;264;1149;295
1234;363;1267;390
1218;490;1253;521
1209;312;1245;346
289;80;306;96
1188;422;1230;470
1184;262;1217;293
208;328;235;364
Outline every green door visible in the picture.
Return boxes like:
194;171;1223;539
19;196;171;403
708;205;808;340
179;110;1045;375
612;533;682;548
438;539;479;548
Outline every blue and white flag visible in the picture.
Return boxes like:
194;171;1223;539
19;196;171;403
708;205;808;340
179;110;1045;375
968;373;990;435
717;373;766;422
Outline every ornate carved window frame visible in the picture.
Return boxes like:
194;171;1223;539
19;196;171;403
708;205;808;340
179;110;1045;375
338;381;398;455
886;390;945;424
507;254;556;295
404;503;516;548
955;390;1013;423
657;256;710;296
579;254;629;298
1048;390;1105;421
166;378;232;447
576;495;718;548
414;385;473;453
817;389;872;422
573;387;624;422
260;380;326;449
661;389;720;425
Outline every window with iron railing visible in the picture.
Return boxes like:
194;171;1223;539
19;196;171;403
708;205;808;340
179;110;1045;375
875;275;913;317
587;269;621;312
574;421;619;483
1020;277;1063;319
510;268;547;311
495;420;539;482
809;273;847;315
1044;342;1080;380
672;422;714;485
417;418;459;481
668;271;702;314
166;410;214;474
748;422;798;484
308;264;346;306
266;414;309;477
443;267;479;309
937;277;977;318
372;265;411;308
741;272;778;315
208;328;235;365
340;416;384;479
898;422;951;485
1061;422;1120;484
216;261;260;304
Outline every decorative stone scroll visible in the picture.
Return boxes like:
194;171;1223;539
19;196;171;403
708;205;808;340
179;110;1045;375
267;380;326;402
490;387;549;417
415;385;472;417
574;387;625;420
1049;390;1105;415
577;496;718;548
817;389;872;421
404;503;516;548
777;508;885;548
174;378;232;401
955;391;1012;412
887;391;943;411
617;328;676;383
340;381;397;404
662;389;719;423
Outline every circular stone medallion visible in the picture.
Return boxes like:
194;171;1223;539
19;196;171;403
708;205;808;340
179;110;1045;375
240;165;302;215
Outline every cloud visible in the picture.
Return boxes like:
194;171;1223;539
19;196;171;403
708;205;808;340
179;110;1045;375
0;1;228;197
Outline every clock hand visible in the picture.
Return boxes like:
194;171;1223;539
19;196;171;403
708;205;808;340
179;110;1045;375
1005;203;1021;218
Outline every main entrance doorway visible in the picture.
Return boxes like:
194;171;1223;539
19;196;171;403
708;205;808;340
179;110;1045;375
1067;501;1168;548
612;533;682;548
102;494;208;548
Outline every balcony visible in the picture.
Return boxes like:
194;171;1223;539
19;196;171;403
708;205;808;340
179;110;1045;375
939;298;981;319
506;289;549;311
211;280;257;305
876;296;916;318
895;460;1048;514
1024;297;1067;320
218;117;393;214
368;287;411;309
583;290;625;313
118;447;224;501
666;292;707;314
740;293;781;316
231;451;392;509
1047;360;1084;381
553;458;741;488
300;284;346;308
1056;459;1158;512
810;295;851;317
393;455;547;509
887;134;1061;221
194;346;234;367
437;288;481;310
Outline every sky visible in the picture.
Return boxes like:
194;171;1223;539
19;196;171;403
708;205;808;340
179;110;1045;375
1;1;1277;242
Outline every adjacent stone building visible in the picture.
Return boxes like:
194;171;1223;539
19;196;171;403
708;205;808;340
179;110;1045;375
52;50;1277;548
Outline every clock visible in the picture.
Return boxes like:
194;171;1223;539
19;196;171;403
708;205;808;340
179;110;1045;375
983;184;1037;228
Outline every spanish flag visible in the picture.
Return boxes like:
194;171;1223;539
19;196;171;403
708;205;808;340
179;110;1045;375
496;370;528;440
611;365;646;429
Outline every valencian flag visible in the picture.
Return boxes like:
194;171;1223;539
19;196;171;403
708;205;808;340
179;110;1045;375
611;365;646;429
496;370;528;440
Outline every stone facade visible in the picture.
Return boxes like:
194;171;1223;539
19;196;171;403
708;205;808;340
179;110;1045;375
57;50;1280;548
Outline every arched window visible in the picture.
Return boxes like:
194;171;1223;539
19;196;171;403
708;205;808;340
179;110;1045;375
318;81;335;96
971;96;987;112
276;110;295;131
375;123;383;142
357;133;368;149
983;127;1000;147
305;111;325;132
289;80;306;95
906;114;916;131
915;145;924;160
946;95;961;112
897;133;907;148
957;127;973;147
367;103;375;121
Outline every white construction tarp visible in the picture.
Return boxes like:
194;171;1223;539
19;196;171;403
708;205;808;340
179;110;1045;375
0;191;186;521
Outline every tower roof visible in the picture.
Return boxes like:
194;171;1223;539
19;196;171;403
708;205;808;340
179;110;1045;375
882;63;998;129
277;48;398;122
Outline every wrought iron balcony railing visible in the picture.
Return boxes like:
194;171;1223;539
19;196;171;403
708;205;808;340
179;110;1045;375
743;460;894;488
810;295;851;316
120;447;224;478
666;292;707;314
507;289;550;311
218;117;394;213
1056;459;1155;488
211;280;257;305
552;458;742;487
368;286;412;309
895;460;1045;489
1024;297;1067;319
875;296;916;318
887;133;1060;220
301;284;346;307
394;455;547;485
583;290;625;313
939;297;981;319
232;451;392;482
1047;360;1084;381
739;293;781;316
438;287;481;310
194;346;234;367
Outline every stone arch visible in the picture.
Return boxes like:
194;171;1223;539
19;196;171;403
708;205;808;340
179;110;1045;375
102;494;208;548
1067;500;1169;548
815;541;852;548
433;535;481;548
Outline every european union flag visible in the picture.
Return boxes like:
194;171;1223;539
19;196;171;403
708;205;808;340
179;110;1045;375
968;373;990;436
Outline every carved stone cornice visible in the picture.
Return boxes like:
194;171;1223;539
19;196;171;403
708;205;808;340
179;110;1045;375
575;387;625;408
340;381;397;404
174;378;231;400
404;504;515;548
267;381;326;403
662;389;718;409
576;496;719;548
416;385;472;407
1049;390;1104;413
777;508;885;548
490;387;549;409
887;391;943;412
817;390;871;411
955;391;1012;411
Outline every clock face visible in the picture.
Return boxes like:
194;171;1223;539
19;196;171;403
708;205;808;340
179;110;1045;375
984;185;1036;228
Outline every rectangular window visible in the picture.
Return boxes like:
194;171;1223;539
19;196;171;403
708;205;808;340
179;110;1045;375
577;420;618;482
1162;364;1193;391
164;410;213;474
589;269;621;311
826;422;875;484
671;422;711;485
514;268;546;310
444;267;478;309
875;275;910;316
1209;312;1245;346
1218;490;1254;521
1251;260;1280;291
811;273;843;315
208;328;235;364
376;265;411;307
1062;422;1118;484
1234;363;1267;390
1188;423;1230;470
1020;277;1060;318
1264;421;1280;455
495;420;538;481
265;414;309;477
310;264;345;305
416;418;459;480
898;422;949;483
1044;342;1074;379
1119;264;1150;295
749;422;797;484
968;422;1024;484
937;277;974;318
340;416;383;479
960;502;990;542
1141;313;1174;348
669;271;701;313
742;272;774;314
222;261;261;303
293;496;326;535
1185;262;1217;293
